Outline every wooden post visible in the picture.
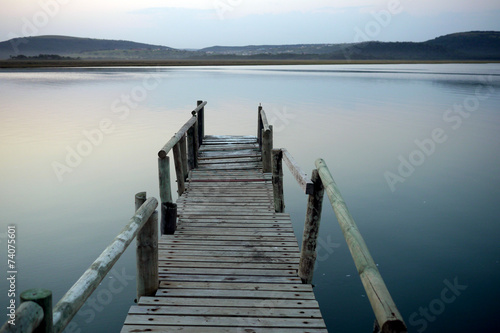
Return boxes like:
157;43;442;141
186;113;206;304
161;202;177;235
158;157;172;204
179;133;188;181
191;111;200;165
272;149;285;213
172;142;186;196
0;301;44;333
257;105;263;150
315;158;407;333
197;100;204;146
19;289;52;333
262;125;273;173
298;170;324;284
135;193;159;301
187;126;195;171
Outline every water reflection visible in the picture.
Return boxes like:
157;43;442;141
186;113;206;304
0;64;499;333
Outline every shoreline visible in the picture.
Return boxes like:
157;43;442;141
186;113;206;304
1;59;498;69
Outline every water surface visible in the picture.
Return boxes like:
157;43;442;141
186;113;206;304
1;64;499;332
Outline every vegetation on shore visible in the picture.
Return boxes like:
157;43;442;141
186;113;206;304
1;58;497;69
0;31;499;67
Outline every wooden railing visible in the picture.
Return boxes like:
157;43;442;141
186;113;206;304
156;100;206;235
258;106;408;333
0;194;158;333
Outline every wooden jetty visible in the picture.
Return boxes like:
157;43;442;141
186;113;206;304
122;134;328;332
1;101;407;333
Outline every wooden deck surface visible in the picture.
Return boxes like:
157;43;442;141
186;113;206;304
121;135;328;333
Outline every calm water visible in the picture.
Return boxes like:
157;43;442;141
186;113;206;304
1;64;499;332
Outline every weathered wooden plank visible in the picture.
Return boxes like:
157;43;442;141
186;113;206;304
159;244;299;252
127;305;321;317
200;144;259;151
155;289;315;299
138;297;319;308
159;261;297;269
161;237;297;244
122;326;328;333
158;281;311;291
161;238;298;245
159;255;299;264
158;275;302;283
159;268;297;277
125;314;326;328
159;249;300;257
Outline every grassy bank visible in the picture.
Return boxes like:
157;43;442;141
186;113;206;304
1;59;498;68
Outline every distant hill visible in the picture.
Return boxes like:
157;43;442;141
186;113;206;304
0;35;179;59
1;31;499;61
200;31;500;60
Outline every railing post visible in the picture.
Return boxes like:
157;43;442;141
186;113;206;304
187;126;195;170
19;289;52;333
298;169;324;284
158;156;172;204
197;100;204;146
262;125;273;173
158;156;177;236
272;149;285;213
135;193;159;301
161;202;177;235
0;301;44;333
172;142;186;196
257;105;263;150
179;133;188;181
188;112;199;169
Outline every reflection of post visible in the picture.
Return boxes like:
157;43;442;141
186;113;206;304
298;170;324;284
272;149;285;213
135;192;158;300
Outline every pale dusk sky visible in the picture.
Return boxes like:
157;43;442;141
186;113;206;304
1;0;500;48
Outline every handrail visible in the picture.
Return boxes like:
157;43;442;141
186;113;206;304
281;148;314;195
158;116;197;159
260;109;270;131
156;100;206;236
158;100;206;159
0;195;158;333
315;158;407;332
52;197;158;333
264;106;406;332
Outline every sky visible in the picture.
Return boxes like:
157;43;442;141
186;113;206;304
1;0;500;49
